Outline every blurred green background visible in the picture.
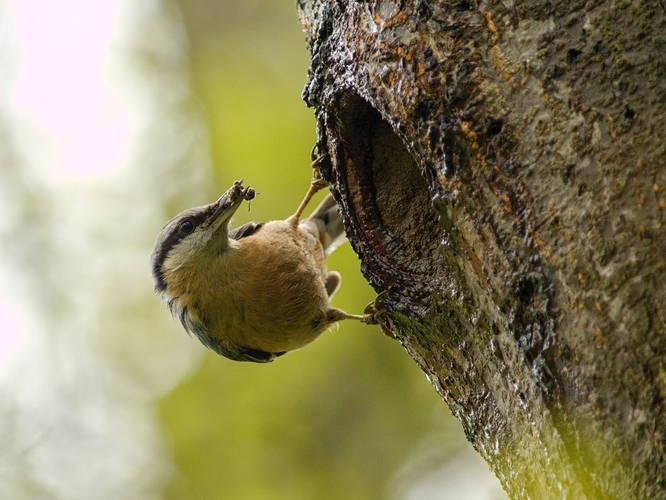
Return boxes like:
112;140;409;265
158;1;463;498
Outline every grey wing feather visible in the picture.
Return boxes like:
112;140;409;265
226;346;286;363
229;221;264;240
175;302;283;363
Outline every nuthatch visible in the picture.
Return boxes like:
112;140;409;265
151;159;373;362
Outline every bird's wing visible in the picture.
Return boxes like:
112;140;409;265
179;307;286;363
229;221;264;240
225;345;287;363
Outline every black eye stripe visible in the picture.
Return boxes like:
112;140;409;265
151;210;211;292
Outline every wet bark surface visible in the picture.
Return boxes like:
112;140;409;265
297;1;666;498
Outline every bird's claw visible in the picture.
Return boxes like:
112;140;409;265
310;144;330;192
311;177;329;192
361;301;381;325
363;291;395;337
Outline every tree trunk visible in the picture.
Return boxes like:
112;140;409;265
296;1;666;498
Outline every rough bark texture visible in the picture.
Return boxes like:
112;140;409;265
296;1;666;498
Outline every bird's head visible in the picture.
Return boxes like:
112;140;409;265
150;180;254;298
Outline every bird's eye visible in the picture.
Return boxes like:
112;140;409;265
179;220;195;235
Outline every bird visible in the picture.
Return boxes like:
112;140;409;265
150;158;373;363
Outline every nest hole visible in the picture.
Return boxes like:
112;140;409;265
327;93;446;290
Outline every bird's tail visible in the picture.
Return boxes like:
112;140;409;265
302;194;347;256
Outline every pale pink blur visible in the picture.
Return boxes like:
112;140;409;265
11;0;130;177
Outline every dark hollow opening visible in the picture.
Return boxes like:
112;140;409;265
326;92;446;292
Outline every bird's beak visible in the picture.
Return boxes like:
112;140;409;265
208;179;254;232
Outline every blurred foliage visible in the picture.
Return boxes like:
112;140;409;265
158;1;462;498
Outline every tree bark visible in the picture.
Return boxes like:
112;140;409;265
296;1;666;498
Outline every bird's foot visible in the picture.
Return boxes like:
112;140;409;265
362;292;396;338
291;145;331;223
339;312;379;325
328;308;378;326
309;144;330;190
